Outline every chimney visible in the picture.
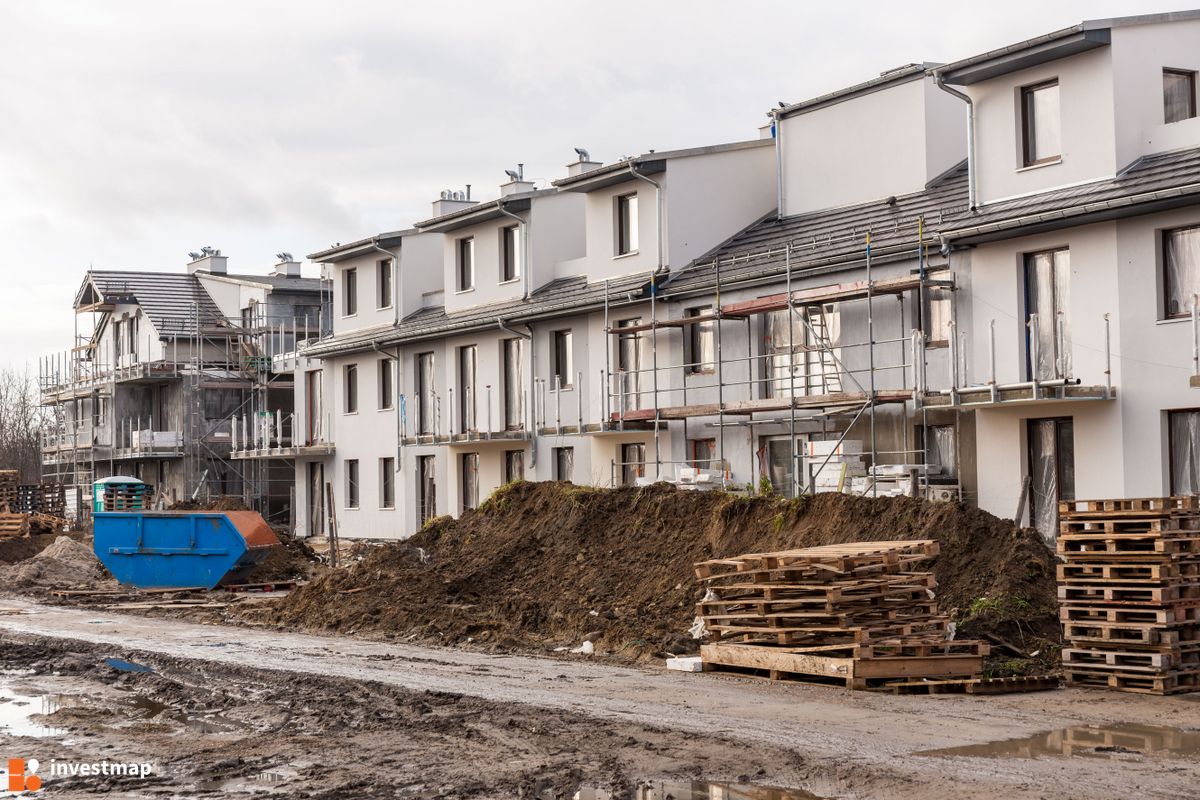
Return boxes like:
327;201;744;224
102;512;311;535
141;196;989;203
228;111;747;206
500;162;535;196
271;252;301;278
187;247;227;274
566;149;602;177
431;185;479;218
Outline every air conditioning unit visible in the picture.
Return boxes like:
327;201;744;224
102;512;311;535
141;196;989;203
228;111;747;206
925;485;960;503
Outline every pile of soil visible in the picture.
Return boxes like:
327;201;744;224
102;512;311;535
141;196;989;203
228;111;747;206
0;532;67;564
235;532;325;583
264;483;1059;665
0;535;116;593
168;497;250;512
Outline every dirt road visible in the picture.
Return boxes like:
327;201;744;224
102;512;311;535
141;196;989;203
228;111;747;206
2;598;1198;798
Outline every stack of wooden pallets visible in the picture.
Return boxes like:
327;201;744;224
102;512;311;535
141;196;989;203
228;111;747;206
694;540;988;690
1058;496;1200;695
0;513;30;538
14;482;65;515
0;470;17;512
101;481;152;511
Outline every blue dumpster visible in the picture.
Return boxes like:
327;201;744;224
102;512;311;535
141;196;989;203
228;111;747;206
93;510;280;590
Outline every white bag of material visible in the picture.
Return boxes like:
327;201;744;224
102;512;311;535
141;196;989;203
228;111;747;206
571;640;594;655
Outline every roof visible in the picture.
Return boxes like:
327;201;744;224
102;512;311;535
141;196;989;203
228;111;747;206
308;229;418;263
775;63;936;119
414;190;549;233
203;272;325;293
937;11;1200;85
77;271;226;335
552;139;771;192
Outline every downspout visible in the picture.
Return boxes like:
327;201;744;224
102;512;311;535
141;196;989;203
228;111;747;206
628;162;665;271
497;202;531;301
369;240;403;470
770;109;784;219
934;72;977;211
498;318;536;467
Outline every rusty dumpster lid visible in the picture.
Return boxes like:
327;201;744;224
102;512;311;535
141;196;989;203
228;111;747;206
222;510;281;550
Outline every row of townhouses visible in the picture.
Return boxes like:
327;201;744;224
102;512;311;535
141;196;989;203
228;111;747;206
43;11;1200;544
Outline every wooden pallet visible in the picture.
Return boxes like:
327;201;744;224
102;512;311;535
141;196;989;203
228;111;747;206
1061;620;1200;646
1057;583;1200;604
1059;496;1200;517
0;513;30;538
1057;561;1200;584
1056;533;1200;558
882;675;1059;695
1061;647;1183;671
700;641;983;690
1060;603;1200;625
1064;667;1200;695
694;540;939;581
1059;517;1200;534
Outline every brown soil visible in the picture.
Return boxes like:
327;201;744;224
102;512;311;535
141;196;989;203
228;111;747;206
234;532;325;584
0;535;116;593
0;532;71;564
262;483;1059;666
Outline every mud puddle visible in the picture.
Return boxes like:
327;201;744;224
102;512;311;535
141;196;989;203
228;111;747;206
915;723;1200;759
0;686;76;738
572;780;822;798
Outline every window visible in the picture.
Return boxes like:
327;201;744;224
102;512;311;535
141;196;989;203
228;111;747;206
378;358;393;410
554;447;574;482
1024;249;1071;380
1164;69;1197;125
690;438;716;470
418;455;437;524
616;319;642;410
923;286;953;344
461;453;479;512
203;388;240;421
505;450;525;483
764;305;841;398
345;459;360;509
457;237;475;291
416;352;435;435
377;258;393;309
917;424;957;480
1021;80;1061;166
1027;417;1074;542
459;345;477;433
1169;410;1200;495
501;225;520;282
552;330;573;390
380;457;395;508
344;364;358;413
1164;225;1200;318
502;338;525;430
621;442;646;486
616;192;639;255
685;306;715;374
343;268;357;316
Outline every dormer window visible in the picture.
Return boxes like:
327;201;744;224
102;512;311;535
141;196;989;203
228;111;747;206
457;237;475;291
616;193;639;256
1164;68;1197;124
1021;80;1061;167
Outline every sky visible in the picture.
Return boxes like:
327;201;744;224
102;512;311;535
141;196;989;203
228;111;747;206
0;0;1192;370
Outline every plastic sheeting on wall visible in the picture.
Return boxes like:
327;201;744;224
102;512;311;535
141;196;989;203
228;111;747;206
1170;410;1200;495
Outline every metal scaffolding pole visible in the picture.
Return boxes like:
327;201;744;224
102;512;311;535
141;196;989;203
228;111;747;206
866;232;877;497
786;244;798;497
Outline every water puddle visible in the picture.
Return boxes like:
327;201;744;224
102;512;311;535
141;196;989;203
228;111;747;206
566;780;821;799
915;723;1200;759
195;765;301;794
0;687;78;738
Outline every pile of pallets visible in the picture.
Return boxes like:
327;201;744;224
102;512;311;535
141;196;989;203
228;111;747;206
100;481;152;511
0;471;17;511
0;513;30;538
694;540;988;689
1058;496;1200;695
14;483;65;515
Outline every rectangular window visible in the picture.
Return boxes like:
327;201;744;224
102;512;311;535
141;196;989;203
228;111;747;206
621;442;646;486
1021;80;1061;166
459;345;477;433
552;330;573;390
378;358;393;410
343;268;358;316
461;453;479;512
1027;417;1074;542
501;225;520;282
344;364;358;413
917;424;957;480
1024;249;1071;380
923;286;953;344
416;352;435;435
418;455;437;524
1169;410;1200;495
457;237;475;291
685;306;715;374
1164;68;1197;125
554;446;574;482
1164;225;1200;318
346;459;360;509
616;319;642;410
690;438;717;470
616;193;639;255
377;258;393;309
502;338;525;430
380;457;395;508
764;305;842;398
505;450;525;483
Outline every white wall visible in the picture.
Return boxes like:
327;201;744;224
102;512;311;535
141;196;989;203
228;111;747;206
1111;18;1200;164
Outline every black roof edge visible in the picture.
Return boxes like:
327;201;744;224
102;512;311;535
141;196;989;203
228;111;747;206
775;63;937;119
307;229;417;263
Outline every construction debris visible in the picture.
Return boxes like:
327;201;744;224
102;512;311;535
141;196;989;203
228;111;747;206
694;540;988;689
1058;496;1200;695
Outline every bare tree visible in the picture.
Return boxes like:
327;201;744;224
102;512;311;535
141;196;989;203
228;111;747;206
0;366;47;481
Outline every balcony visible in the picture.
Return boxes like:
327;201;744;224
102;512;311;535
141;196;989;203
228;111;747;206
112;430;186;460
230;411;334;460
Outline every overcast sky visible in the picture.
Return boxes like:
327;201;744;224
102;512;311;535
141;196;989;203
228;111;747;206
0;0;1190;370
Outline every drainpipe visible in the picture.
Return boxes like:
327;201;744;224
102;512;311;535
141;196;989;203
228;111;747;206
497;202;531;300
934;72;977;211
369;240;403;471
498;318;536;468
628;162;665;271
770;109;784;219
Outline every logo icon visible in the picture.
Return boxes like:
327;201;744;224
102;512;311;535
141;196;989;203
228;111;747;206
6;759;41;793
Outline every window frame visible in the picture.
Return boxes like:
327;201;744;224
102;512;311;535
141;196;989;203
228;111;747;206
1168;409;1200;496
457;236;475;292
377;258;393;310
461;452;480;512
684;306;715;374
415;351;435;435
690;438;717;470
343;267;358;316
553;446;574;482
504;449;525;483
500;224;520;283
1163;224;1200;320
552;329;574;390
1021;79;1062;168
378;358;393;410
345;459;360;509
380;457;395;509
615;192;639;256
1164;68;1198;125
344;363;358;414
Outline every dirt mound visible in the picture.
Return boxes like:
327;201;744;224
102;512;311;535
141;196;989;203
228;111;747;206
235;533;325;584
264;483;1059;664
168;497;250;512
0;533;68;564
0;535;116;592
